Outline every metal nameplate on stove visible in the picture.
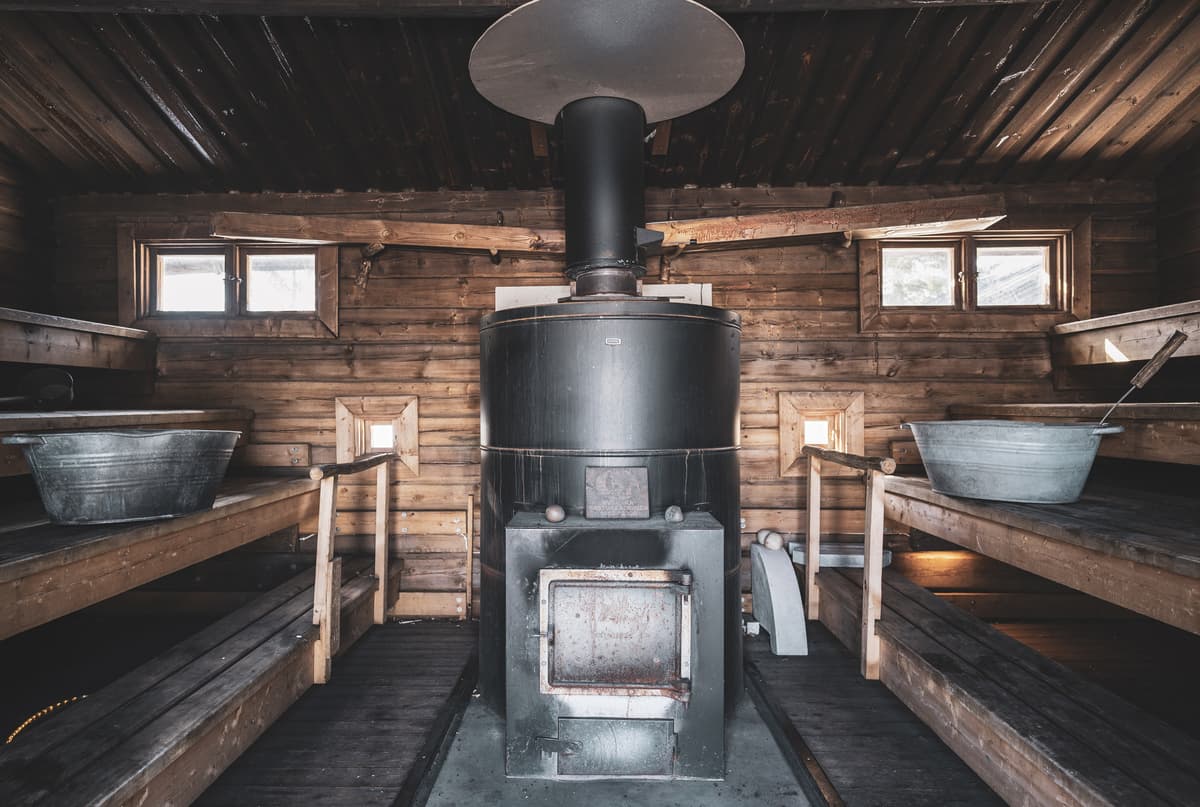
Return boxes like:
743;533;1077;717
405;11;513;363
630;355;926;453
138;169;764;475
584;466;650;519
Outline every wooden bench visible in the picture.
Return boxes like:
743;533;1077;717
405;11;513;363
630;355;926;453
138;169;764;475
0;475;319;640
884;476;1200;635
817;567;1200;807
0;307;155;371
0;563;378;807
1052;299;1200;367
949;402;1200;465
0;408;252;477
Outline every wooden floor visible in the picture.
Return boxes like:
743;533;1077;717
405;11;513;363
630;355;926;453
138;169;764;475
195;620;476;807
749;625;1001;807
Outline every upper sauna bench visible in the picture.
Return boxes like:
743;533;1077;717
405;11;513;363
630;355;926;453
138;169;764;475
0;306;155;371
1052;300;1200;367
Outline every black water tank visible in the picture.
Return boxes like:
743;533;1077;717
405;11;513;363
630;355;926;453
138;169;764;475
478;298;742;711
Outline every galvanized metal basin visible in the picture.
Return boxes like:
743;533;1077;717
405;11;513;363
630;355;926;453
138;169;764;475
904;420;1123;504
3;429;241;524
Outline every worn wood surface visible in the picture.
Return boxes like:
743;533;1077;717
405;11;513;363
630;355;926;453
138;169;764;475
817;568;1200;807
0;8;1193;193
0;306;155;370
0;476;319;639
1052;300;1200;367
45;184;1159;603
884;476;1200;633
748;625;1001;806
0;563;377;806
195;620;476;807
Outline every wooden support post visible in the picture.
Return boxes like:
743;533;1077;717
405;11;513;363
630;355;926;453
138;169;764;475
861;469;886;680
805;453;822;620
312;475;337;684
464;494;474;620
315;557;342;684
373;459;390;625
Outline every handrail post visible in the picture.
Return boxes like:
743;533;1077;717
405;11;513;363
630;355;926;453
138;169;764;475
861;469;886;680
805;453;822;620
313;474;339;684
464;494;475;620
373;458;390;625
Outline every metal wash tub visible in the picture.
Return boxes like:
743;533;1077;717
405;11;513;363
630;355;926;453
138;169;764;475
904;420;1123;505
2;429;241;524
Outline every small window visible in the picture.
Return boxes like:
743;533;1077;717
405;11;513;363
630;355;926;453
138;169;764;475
368;422;396;450
859;226;1081;333
156;251;227;312
975;244;1050;307
244;251;317;312
779;392;865;477
122;227;338;338
881;245;957;307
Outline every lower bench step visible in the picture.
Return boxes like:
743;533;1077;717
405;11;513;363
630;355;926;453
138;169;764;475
0;560;377;806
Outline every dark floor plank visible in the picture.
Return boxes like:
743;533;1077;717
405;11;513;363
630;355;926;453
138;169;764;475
748;625;1002;807
195;619;476;806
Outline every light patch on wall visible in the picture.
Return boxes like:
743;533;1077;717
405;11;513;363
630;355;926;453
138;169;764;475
1104;338;1130;363
369;422;395;450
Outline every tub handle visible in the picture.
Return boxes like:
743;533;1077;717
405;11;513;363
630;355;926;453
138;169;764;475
1;435;46;446
1090;425;1124;436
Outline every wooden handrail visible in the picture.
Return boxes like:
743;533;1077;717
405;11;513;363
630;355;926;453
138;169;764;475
803;445;892;680
801;445;896;474
308;451;397;480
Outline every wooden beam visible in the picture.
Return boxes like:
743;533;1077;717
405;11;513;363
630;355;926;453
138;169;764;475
861;469;885;679
653;194;1006;248
0;307;155;371
211;193;1004;256
211;211;565;254
804;453;821;621
0;1;1051;16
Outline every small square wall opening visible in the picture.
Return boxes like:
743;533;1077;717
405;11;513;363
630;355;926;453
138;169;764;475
335;396;419;476
779;391;865;477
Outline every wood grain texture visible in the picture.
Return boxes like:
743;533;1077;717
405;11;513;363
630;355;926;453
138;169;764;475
45;184;1158;602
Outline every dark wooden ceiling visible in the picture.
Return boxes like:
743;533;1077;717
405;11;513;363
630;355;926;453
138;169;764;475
0;0;1197;193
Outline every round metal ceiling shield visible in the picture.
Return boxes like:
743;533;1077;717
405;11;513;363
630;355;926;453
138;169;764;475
468;0;745;124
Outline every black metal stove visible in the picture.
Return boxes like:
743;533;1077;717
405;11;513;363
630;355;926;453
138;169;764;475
470;0;746;782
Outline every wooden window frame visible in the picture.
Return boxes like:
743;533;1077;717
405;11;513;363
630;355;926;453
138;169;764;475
859;220;1091;333
335;396;419;478
118;223;338;338
779;391;865;478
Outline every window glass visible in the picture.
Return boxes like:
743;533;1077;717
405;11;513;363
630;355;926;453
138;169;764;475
976;245;1050;307
245;253;317;312
369;422;395;450
881;246;955;307
157;253;226;312
803;418;830;447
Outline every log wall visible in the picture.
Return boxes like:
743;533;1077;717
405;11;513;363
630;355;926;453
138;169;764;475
49;182;1156;599
1157;143;1200;304
0;158;46;310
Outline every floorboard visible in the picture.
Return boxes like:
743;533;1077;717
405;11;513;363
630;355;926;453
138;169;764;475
195;620;476;807
748;624;1002;807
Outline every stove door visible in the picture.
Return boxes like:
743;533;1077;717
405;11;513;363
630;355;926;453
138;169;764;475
540;568;692;700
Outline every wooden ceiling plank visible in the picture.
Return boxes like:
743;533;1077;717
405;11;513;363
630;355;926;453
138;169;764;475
133;15;288;189
0;64;112;179
734;17;834;185
0;1;1056;16
926;0;1097;184
847;6;986;185
808;7;941;186
31;13;208;180
1117;85;1200;179
85;14;239;176
0;16;167;179
0;105;66;178
1007;0;1199;183
888;3;1050;184
1043;15;1200;180
970;0;1157;183
779;10;888;184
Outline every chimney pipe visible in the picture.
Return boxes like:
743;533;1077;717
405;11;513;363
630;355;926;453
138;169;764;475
560;96;647;296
